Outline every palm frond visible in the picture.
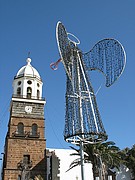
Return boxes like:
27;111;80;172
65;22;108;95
66;158;81;172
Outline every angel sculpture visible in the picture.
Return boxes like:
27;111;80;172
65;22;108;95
51;21;126;145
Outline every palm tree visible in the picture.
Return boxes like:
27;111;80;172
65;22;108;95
85;141;122;179
68;141;121;180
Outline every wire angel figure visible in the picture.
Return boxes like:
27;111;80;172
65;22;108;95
51;21;126;144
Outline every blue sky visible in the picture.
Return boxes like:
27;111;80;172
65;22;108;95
0;0;135;162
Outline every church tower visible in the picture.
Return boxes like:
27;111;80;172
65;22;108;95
2;57;46;179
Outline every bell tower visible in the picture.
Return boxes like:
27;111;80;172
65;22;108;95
2;57;46;179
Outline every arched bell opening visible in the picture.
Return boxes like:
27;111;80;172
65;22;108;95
27;87;32;99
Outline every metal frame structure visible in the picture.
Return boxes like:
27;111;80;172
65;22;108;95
51;21;126;180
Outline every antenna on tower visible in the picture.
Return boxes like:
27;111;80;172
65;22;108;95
51;21;126;180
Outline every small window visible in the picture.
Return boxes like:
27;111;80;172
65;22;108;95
18;81;21;86
18;122;24;135
27;80;32;85
23;155;30;165
17;87;21;95
37;90;40;99
37;83;40;87
27;87;32;98
32;123;38;136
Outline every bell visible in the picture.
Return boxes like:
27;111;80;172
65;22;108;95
27;88;32;93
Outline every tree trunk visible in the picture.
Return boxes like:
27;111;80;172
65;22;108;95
92;164;97;180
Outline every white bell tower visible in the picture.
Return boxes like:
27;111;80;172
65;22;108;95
13;57;43;100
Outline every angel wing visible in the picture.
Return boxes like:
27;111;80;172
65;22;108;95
83;39;126;87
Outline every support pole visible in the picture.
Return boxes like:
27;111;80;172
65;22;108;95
80;140;85;180
76;49;85;180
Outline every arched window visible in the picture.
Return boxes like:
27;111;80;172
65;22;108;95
18;81;21;86
32;123;38;136
17;87;21;96
27;87;32;99
17;122;24;135
37;90;40;99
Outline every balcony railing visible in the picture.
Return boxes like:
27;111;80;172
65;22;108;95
12;131;40;138
12;94;45;101
12;131;26;137
27;131;40;138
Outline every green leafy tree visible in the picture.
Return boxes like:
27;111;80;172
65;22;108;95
120;145;135;179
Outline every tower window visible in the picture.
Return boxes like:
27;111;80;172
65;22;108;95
18;81;21;86
27;87;32;98
37;83;40;87
17;87;21;96
37;90;40;99
23;155;30;165
17;155;32;172
32;123;38;136
17;122;24;135
27;80;32;85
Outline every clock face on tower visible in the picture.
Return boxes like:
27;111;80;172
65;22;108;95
25;106;32;113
